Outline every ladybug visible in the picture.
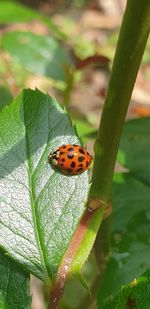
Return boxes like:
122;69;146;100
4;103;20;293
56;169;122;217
49;144;93;175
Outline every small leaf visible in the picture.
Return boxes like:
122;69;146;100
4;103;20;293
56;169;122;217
0;250;31;309
101;270;150;309
2;31;73;81
0;88;89;282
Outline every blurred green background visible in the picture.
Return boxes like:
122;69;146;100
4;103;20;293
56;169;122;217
0;1;150;308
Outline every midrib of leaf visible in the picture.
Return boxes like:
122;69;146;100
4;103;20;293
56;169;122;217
0;89;89;286
23;103;49;282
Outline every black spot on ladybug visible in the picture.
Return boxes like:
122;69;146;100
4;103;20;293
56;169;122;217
60;163;64;166
87;152;89;155
71;161;76;168
68;147;74;151
61;158;65;162
86;161;89;167
67;169;72;173
79;163;83;167
67;154;74;159
78;156;85;162
52;155;58;160
60;151;64;155
79;148;85;154
77;168;83;173
62;145;66;148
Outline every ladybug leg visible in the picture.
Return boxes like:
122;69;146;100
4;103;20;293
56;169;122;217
51;158;59;166
48;149;60;166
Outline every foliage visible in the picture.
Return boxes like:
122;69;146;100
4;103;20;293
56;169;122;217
0;251;30;309
0;88;89;282
0;0;150;308
97;117;150;307
102;270;150;309
2;31;73;82
0;86;13;112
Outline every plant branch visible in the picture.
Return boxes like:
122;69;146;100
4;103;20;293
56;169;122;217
49;1;150;307
89;0;150;203
49;207;104;309
89;1;150;303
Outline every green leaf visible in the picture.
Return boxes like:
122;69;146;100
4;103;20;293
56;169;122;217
0;88;89;282
0;250;30;309
98;174;150;306
0;1;66;40
98;117;150;306
2;31;73;82
118;117;150;186
98;173;150;307
101;270;150;309
0;87;13;112
0;1;38;23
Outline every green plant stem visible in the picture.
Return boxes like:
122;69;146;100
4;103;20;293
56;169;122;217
89;2;150;301
49;2;150;307
63;68;74;106
89;0;150;203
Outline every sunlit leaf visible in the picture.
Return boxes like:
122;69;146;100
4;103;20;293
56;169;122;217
0;88;89;282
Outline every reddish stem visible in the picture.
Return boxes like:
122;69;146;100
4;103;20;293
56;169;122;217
49;207;99;309
76;55;109;70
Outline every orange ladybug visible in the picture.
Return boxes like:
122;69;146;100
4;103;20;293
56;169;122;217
49;144;93;175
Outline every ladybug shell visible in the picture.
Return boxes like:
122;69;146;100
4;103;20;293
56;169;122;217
49;144;93;175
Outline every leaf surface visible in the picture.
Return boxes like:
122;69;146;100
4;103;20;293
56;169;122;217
118;117;150;186
0;1;64;39
98;173;150;306
98;117;150;307
2;31;72;82
0;250;30;309
0;1;38;23
0;89;89;281
102;270;150;309
0;87;13;112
